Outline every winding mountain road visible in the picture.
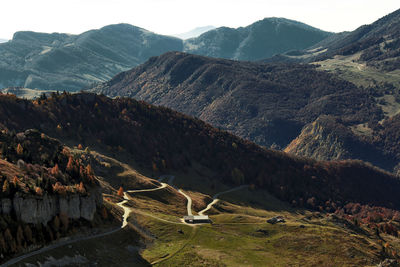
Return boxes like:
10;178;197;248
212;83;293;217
3;174;248;266
198;185;248;216
178;189;193;216
165;175;193;216
118;182;168;228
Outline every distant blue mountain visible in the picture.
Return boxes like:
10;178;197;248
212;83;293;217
184;18;332;61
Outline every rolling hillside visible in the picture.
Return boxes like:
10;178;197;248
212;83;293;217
184;18;331;61
91;52;381;148
0;92;397;211
0;24;183;91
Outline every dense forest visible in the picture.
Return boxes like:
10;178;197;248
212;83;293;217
0;92;398;214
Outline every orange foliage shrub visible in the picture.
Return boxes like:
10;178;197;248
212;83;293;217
52;182;66;195
76;182;85;194
2;180;9;194
12;176;19;187
16;143;23;155
51;164;59;176
35;187;43;196
66;156;74;172
118;186;124;197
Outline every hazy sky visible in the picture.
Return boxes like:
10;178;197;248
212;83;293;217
0;0;399;39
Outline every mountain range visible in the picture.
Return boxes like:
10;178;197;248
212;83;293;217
88;8;400;177
0;18;330;91
1;8;400;265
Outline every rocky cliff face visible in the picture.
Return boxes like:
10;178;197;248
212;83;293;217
284;116;350;160
0;189;102;225
284;116;398;171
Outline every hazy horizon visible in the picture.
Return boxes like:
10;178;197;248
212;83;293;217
0;0;399;40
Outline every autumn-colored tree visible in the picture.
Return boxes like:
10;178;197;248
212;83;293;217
86;164;94;176
79;165;85;178
2;179;10;194
35;187;43;196
16;143;23;155
12;176;19;187
66;156;74;173
61;147;70;156
52;182;66;195
76;182;85;194
52;164;60;176
118;186;124;197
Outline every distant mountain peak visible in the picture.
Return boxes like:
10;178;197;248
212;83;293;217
174;25;216;39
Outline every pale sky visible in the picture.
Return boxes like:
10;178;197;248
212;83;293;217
0;0;399;39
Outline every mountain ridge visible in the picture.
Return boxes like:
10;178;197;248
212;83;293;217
91;51;381;148
0;19;331;91
0;23;183;91
184;17;332;61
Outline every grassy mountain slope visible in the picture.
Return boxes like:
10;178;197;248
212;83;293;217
0;24;183;91
184;18;331;61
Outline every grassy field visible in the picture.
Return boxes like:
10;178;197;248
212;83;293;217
127;180;384;266
134;195;381;267
314;53;400;89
